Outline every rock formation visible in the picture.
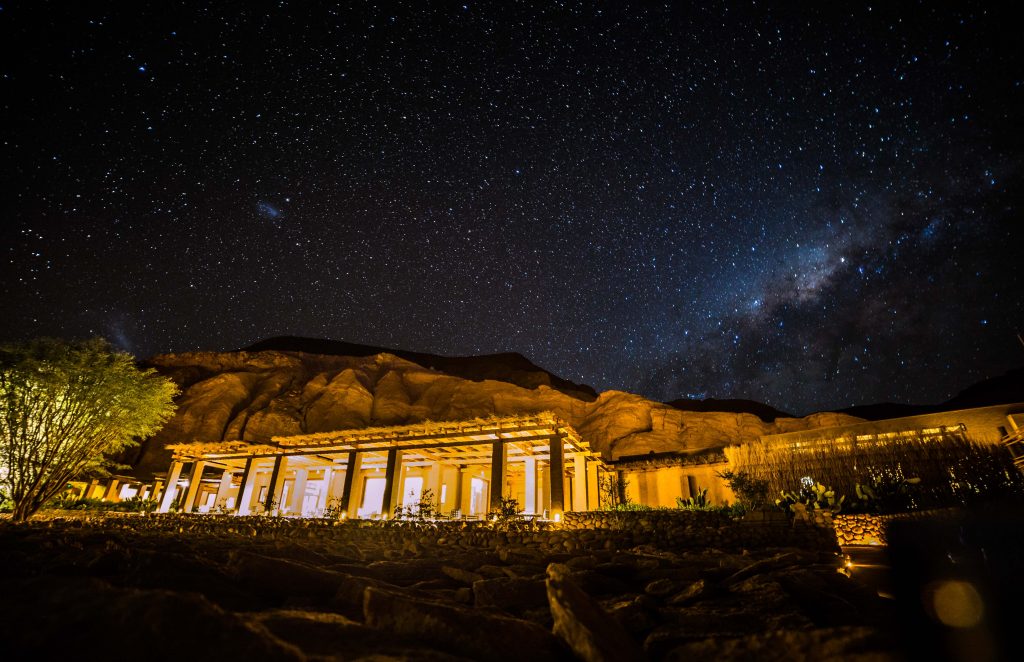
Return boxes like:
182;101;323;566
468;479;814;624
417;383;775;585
131;348;862;478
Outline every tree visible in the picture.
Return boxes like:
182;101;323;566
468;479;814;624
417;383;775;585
0;338;177;521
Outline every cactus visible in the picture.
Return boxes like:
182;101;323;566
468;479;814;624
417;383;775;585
677;486;711;510
775;481;844;513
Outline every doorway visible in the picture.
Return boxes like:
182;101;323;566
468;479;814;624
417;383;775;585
470;477;488;515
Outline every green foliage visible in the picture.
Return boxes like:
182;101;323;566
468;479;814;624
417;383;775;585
489;495;523;522
598;474;631;507
676;486;712;510
721;502;747;518
109;496;158;513
322;498;346;520
394;488;438;521
851;474;921;513
601;502;658;512
46;494;157;513
726;430;1024;514
0;338;178;522
256;498;280;516
775;480;845;513
715;469;770;508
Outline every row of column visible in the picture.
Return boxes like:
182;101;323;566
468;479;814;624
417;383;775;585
157;433;600;517
158;451;364;515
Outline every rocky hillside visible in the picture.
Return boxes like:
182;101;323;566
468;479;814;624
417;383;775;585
131;349;862;478
243;336;598;401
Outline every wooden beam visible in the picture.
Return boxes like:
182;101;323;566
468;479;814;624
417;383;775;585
193;431;579;461
277;423;559;448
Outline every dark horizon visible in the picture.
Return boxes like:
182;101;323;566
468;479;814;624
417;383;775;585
3;2;1022;414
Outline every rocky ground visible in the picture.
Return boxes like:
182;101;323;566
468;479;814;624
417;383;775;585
0;515;899;661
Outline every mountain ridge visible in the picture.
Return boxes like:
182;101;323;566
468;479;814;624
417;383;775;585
240;336;598;401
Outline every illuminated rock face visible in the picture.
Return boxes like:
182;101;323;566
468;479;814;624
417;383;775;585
134;351;862;476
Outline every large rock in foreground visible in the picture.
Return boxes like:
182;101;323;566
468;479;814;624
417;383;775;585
363;585;567;661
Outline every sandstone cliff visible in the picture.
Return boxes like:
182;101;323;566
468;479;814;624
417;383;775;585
131;350;862;477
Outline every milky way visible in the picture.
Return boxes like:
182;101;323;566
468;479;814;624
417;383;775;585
3;2;1021;413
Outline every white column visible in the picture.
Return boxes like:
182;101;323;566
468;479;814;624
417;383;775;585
151;479;165;504
538;465;548;513
572;453;588;512
587;461;601;510
158;462;183;512
426;462;442;499
290;468;308;515
214;470;234;510
459;468;474;515
236;460;259;515
316;468;333;512
343;452;363;518
266;457;287;513
524;456;538;514
182;461;206;512
103;479;121;502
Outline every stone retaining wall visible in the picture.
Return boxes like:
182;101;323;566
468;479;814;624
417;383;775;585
833;508;965;545
22;509;839;554
832;514;885;545
561;509;837;551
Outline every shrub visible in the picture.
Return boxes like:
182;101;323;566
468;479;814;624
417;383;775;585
394;488;438;521
775;479;845;513
676;486;712;510
715;470;770;508
488;495;522;523
598;474;631;508
43;494;156;513
725;430;1024;514
601;502;657;512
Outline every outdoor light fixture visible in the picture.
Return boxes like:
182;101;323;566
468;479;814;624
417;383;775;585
553;512;561;523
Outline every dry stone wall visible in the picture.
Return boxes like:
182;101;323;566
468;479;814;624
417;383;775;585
833;508;965;545
33;509;840;554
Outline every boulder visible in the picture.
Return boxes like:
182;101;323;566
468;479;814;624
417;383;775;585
546;563;645;662
659;626;896;661
252;609;467;660
442;565;485;585
363;586;566;661
0;576;302;659
472;576;548;613
667;579;713;606
226;551;346;599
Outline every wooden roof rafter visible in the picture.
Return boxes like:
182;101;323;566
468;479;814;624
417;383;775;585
167;412;599;464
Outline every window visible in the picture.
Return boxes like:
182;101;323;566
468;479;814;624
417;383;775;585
358;477;386;518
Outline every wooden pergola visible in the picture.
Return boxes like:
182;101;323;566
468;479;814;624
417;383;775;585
159;413;605;518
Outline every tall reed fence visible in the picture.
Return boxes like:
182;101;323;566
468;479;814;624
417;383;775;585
724;429;1023;513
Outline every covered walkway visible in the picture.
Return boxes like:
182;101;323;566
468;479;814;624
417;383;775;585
158;413;605;519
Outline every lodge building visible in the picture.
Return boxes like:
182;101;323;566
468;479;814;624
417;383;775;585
77;404;1024;518
160;413;602;519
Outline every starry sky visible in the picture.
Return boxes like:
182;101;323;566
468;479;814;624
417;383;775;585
3;1;1022;414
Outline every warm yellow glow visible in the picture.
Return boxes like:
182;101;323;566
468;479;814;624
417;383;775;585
553;512;561;523
928;580;984;628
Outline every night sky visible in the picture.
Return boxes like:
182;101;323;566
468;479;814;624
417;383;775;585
3;2;1022;414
